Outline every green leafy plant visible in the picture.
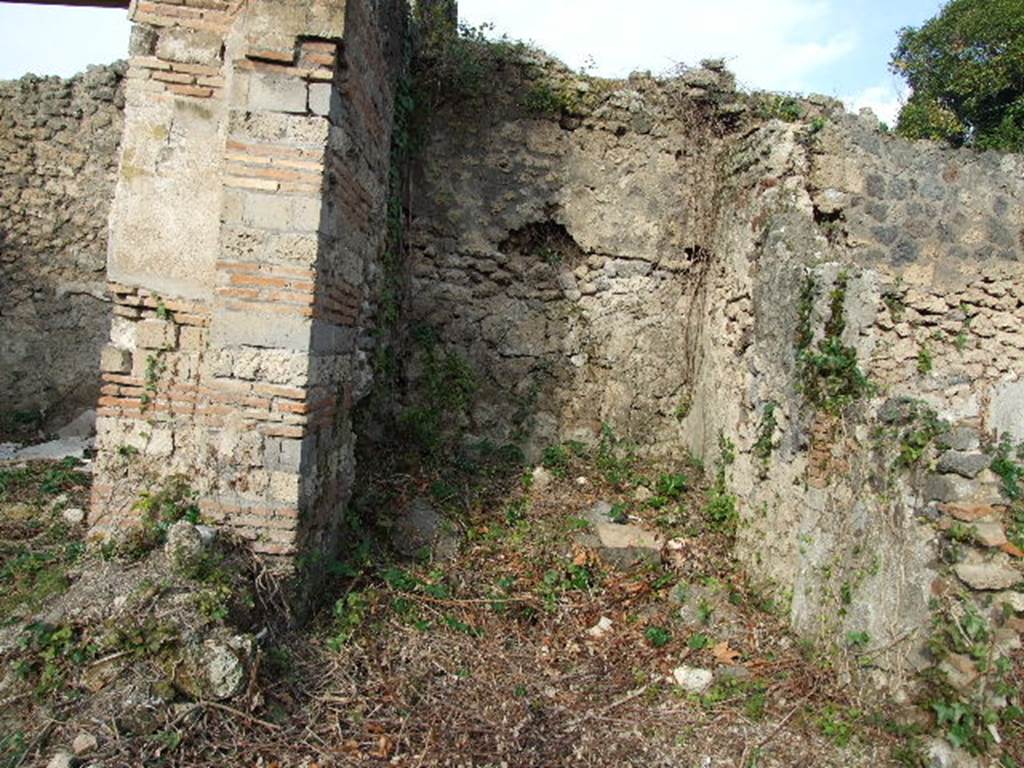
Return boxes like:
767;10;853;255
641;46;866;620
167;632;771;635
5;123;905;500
328;590;370;650
890;401;948;468
674;398;692;421
595;423;638;486
644;626;672;648
115;476;200;559
753;402;778;462
688;633;711;650
814;704;861;747
608;503;629;524
991;437;1024;502
398;326;478;459
759;94;804;122
703;433;738;532
542;444;571;478
917;343;934;374
522;80;577;115
846;631;871;650
655;473;688;499
797;272;873;414
141;352;166;409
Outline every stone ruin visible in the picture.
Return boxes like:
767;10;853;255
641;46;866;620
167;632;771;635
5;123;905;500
1;0;1023;692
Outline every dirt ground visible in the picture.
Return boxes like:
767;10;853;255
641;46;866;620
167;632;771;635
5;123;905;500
1;447;1020;768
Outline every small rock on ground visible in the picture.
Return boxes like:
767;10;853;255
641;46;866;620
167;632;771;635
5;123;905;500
391;496;460;560
71;732;97;756
671;665;713;693
586;616;613;639
531;466;553;491
46;752;74;768
62;508;86;526
165;521;207;571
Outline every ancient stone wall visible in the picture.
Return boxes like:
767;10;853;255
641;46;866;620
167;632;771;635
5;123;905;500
0;65;125;428
407;57;1024;693
407;61;740;459
2;10;1020;684
692;110;1024;689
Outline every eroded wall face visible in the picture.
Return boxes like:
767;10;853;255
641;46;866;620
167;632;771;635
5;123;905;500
91;0;403;582
0;66;124;427
408;73;736;457
686;113;1024;684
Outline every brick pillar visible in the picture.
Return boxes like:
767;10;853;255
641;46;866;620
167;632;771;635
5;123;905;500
91;0;405;591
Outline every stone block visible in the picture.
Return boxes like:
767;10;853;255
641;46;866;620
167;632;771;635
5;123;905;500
143;428;175;458
954;553;1021;591
292;196;323;232
936;451;990;479
938;426;981;452
129;25;158;56
924;474;1002;506
100;344;132;373
156;27;223;66
991;378;1024;442
212;309;310;351
269;472;300;504
179;326;206;351
243;193;291;231
248;72;308;114
135;319;177;350
308;82;333;116
972;520;1007;548
265;437;304;472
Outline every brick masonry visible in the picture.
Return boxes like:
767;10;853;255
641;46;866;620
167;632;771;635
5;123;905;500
88;0;406;588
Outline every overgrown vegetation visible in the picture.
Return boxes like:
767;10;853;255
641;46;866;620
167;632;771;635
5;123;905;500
796;271;874;414
921;594;1023;757
753;402;778;465
0;459;90;620
703;433;737;532
891;0;1024;152
103;475;200;560
396;325;478;461
991;437;1024;548
874;398;949;469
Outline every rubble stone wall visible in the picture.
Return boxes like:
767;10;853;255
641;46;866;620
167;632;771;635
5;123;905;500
2;15;1021;682
408;62;1024;689
691;112;1024;689
407;66;738;459
0;66;125;426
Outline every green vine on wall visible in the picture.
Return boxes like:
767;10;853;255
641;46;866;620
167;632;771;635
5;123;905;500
796;271;873;414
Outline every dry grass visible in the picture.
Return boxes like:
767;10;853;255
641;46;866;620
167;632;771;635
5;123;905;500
0;453;1007;767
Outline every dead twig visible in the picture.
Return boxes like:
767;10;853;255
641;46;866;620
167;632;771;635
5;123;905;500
201;701;282;731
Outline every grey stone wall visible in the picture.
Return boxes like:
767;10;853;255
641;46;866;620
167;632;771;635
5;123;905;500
407;57;1024;696
0;65;125;428
407;60;739;459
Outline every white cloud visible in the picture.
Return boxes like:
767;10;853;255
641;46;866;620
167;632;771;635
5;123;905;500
460;0;856;93
844;81;907;126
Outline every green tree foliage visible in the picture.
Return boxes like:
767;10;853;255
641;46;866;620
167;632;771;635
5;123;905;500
890;0;1024;152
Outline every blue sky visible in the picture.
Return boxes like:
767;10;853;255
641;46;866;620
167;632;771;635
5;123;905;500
0;0;944;122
